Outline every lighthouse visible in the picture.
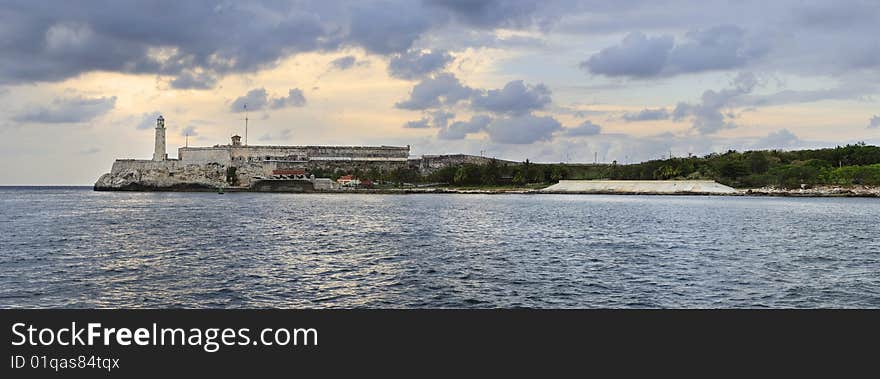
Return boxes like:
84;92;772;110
153;115;167;161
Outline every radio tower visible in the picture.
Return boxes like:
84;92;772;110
244;103;248;146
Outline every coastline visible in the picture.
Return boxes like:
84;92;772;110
90;184;880;197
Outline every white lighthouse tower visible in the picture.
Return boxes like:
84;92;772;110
153;115;167;161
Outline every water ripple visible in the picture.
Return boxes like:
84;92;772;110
1;188;879;308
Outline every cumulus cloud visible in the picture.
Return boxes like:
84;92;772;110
471;80;552;115
673;72;758;134
397;75;552;116
666;25;768;74
271;89;307;109
404;118;431;129
485;114;562;144
388;49;454;80
231;88;305;112
562;120;601;137
869;115;880;129
582;25;766;78
330;56;358;70
395;73;475;110
169;70;218;89
622;108;671;122
231;88;269;112
13;95;116;123
581;32;674;78
438;115;492;140
428;110;455;128
404;110;455;129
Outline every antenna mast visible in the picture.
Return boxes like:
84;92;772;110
244;103;248;146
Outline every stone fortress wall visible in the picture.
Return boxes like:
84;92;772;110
94;116;509;190
178;144;410;164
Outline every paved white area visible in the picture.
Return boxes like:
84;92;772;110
542;180;737;194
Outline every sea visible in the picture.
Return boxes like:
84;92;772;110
1;186;878;308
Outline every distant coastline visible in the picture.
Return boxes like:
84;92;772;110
90;115;880;197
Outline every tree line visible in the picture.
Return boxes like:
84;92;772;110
317;143;880;188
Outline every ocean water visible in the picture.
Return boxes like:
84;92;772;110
1;187;878;308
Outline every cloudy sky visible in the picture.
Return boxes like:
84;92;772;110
1;0;879;184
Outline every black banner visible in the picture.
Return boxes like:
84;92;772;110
1;310;876;377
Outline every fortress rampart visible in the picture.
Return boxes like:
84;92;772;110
178;145;410;164
94;115;510;191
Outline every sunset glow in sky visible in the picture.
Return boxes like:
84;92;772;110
1;0;878;184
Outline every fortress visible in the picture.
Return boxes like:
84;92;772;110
95;115;501;191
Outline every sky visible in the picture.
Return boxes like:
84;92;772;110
1;0;878;184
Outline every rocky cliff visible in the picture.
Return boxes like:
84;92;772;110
94;160;229;191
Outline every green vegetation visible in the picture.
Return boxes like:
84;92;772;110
324;143;880;189
225;166;239;186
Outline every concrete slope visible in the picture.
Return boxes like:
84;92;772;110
541;180;737;195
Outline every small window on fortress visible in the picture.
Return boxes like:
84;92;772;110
265;156;270;160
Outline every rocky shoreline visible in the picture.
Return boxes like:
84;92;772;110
92;184;880;197
742;185;880;197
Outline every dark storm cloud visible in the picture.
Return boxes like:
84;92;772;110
0;1;331;86
3;1;879;88
425;0;541;28
388;49;454;80
622;108;670;122
395;73;476;110
438;115;492;140
582;25;766;78
344;2;435;55
0;0;568;86
13;95;116;123
485;114;562;144
562;120;601;137
471;80;552;115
